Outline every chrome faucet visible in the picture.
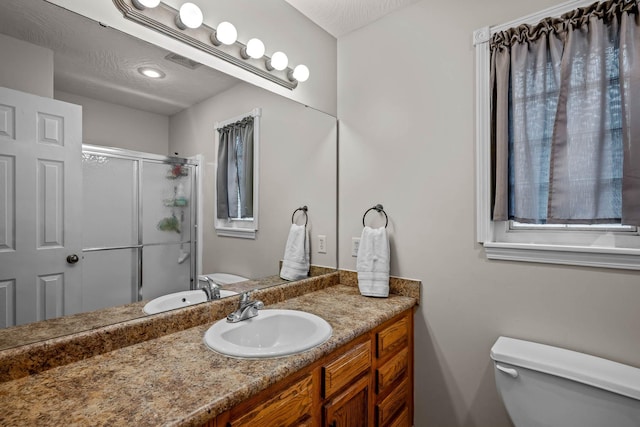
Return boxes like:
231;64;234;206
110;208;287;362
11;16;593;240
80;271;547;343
198;275;221;301
226;292;264;323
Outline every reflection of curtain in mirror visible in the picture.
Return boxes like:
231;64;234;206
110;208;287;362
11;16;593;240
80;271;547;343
217;116;254;219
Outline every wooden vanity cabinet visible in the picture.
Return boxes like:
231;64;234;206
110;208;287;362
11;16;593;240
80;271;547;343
207;308;413;427
374;315;413;427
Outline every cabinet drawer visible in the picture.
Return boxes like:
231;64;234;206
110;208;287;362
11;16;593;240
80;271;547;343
376;347;408;395
376;315;408;359
376;376;408;427
228;375;313;427
323;341;371;398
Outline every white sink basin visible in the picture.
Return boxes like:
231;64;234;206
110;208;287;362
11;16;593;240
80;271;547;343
143;289;238;314
203;309;332;358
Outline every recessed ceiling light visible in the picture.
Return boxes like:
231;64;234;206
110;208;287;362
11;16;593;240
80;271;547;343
138;67;166;79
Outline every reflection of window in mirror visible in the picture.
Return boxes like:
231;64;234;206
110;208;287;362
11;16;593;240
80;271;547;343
214;108;261;239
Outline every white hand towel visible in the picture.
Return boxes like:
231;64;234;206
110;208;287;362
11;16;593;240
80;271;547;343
356;226;390;297
279;224;310;281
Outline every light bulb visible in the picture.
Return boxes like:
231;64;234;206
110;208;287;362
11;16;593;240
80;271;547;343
138;67;165;79
176;2;203;30
245;38;265;59
216;22;237;45
267;51;288;71
132;0;160;10
292;64;310;82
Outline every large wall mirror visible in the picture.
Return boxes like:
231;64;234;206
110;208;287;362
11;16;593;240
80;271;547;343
0;0;337;350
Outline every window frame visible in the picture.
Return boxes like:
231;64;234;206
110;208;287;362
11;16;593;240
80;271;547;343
474;0;640;270
214;107;261;239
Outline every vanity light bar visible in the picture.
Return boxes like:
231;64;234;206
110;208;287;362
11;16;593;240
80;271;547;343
113;0;309;90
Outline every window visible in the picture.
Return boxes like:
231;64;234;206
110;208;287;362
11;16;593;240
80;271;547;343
214;108;261;239
474;0;640;270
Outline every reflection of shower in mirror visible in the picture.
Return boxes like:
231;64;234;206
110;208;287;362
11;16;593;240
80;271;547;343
81;145;199;315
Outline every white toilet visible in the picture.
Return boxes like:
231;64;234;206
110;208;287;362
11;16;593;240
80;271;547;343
203;273;248;286
491;336;640;427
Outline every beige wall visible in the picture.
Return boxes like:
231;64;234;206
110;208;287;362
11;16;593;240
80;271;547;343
55;91;169;155
169;82;337;279
337;1;640;426
0;33;53;98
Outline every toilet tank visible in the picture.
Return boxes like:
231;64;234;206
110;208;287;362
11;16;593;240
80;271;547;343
491;337;640;427
204;273;248;285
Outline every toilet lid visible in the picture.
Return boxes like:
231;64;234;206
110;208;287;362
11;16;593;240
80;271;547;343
491;336;640;401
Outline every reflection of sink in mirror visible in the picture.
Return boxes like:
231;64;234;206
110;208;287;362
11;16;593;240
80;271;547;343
143;289;238;315
203;309;332;358
144;273;247;314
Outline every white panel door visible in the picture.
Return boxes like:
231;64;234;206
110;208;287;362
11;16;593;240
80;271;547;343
0;87;82;327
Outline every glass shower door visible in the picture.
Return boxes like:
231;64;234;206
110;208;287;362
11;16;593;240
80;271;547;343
81;153;139;312
140;160;195;300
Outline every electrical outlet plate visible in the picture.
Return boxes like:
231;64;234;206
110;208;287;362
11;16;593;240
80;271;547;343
318;235;327;253
351;237;360;257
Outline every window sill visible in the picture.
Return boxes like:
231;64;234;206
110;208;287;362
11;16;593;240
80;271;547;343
215;227;256;239
483;242;640;270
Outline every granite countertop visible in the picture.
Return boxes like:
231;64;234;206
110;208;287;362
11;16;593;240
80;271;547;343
0;269;336;352
0;285;416;427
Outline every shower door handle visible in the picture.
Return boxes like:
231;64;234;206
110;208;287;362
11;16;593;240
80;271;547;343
66;254;80;264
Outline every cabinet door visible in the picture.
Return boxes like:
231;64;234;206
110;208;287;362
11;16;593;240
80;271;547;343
323;375;369;427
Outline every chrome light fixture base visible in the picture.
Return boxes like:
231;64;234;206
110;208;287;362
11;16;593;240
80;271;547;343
112;0;297;90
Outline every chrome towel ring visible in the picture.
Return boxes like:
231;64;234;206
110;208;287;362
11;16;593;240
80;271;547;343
362;204;388;228
291;205;308;226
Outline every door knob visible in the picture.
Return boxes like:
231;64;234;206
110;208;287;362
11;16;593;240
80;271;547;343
66;254;80;264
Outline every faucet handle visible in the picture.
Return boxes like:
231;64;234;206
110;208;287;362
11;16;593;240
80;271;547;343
197;276;222;300
239;291;251;305
226;293;264;322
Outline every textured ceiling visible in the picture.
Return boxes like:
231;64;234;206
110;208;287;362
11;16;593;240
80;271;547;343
0;0;240;116
284;0;421;38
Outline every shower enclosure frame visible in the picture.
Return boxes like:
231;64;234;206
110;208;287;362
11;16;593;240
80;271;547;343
81;144;200;304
